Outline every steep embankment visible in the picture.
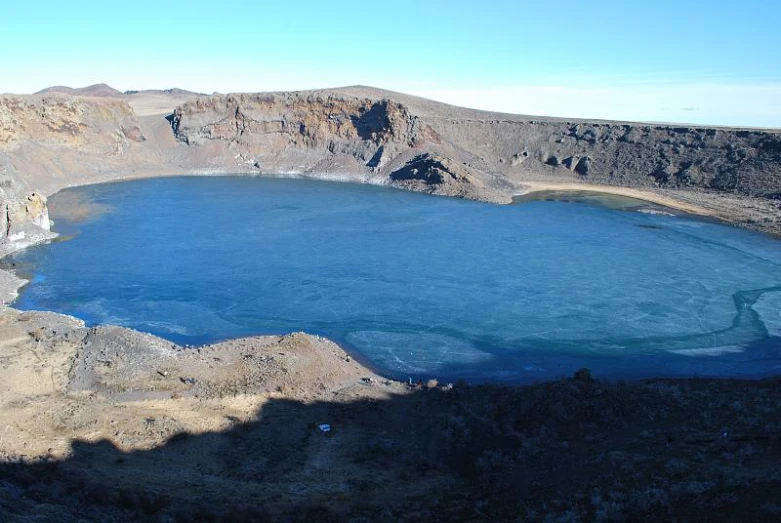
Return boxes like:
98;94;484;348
169;87;781;218
0;93;143;251
331;86;781;197
0;91;192;253
1;85;781;256
422;116;781;196
169;93;505;202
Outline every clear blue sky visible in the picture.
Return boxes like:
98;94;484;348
3;0;780;126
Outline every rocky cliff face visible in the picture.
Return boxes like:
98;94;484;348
0;93;150;253
169;89;781;203
170;93;423;178
0;93;156;200
0;191;53;254
426;117;781;197
171;93;417;152
0;93;144;154
169;93;510;201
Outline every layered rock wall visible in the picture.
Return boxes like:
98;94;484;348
0;190;52;253
0;93;144;154
168;93;507;201
169;93;422;172
170;90;781;202
426;117;781;197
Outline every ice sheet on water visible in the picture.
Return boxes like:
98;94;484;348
78;298;131;326
668;346;745;357
143;321;191;337
754;291;781;337
345;330;491;374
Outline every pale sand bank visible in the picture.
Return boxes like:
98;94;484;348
516;181;721;218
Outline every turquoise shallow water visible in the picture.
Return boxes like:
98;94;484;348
7;176;781;382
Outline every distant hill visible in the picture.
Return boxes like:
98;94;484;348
35;83;123;97
31;85;202;115
36;85;202;99
124;88;200;96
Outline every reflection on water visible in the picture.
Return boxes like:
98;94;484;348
8;177;781;382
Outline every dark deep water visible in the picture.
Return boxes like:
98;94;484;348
7;176;781;382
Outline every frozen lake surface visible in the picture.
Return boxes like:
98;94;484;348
8;176;781;382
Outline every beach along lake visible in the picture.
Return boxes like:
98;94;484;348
7;176;781;382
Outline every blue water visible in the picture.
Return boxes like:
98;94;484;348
7;176;781;382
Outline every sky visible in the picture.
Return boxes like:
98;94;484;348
2;0;781;127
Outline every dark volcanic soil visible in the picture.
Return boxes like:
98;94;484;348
0;310;780;522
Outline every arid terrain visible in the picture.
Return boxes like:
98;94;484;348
0;85;780;521
1;307;779;522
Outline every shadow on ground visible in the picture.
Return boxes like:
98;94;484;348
2;374;781;522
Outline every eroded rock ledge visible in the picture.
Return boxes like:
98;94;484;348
167;92;508;201
0;191;54;257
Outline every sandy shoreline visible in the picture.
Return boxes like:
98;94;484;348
516;181;723;218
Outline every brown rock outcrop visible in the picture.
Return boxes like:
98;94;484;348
388;152;505;201
169;93;421;172
167;92;512;202
0;93;144;153
0;190;53;252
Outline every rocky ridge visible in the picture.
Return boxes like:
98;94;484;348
423;116;781;196
0;93;144;153
169;87;781;205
